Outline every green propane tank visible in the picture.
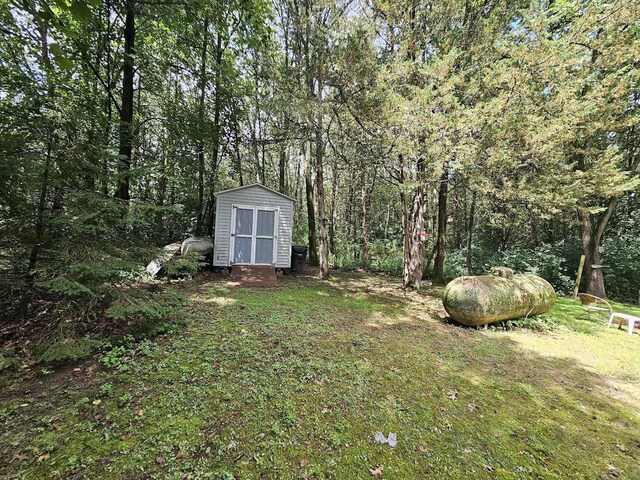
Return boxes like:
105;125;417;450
442;268;556;327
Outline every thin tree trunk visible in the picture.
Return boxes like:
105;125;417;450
205;33;223;236
101;0;112;196
360;170;368;263
233;117;244;186
115;0;135;204
466;191;476;275
329;157;338;255
305;140;319;266
28;19;54;276
279;142;287;193
195;16;209;235
29;134;52;275
316;100;328;279
433;166;449;285
399;156;410;287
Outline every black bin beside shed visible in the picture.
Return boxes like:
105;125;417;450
291;245;308;273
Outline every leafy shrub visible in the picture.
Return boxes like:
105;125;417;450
101;345;130;372
443;250;467;282
603;232;640;304
101;337;156;372
334;241;403;276
163;252;206;278
462;242;575;294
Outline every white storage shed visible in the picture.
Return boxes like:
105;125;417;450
212;184;295;268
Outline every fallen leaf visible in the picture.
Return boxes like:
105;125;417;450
321;407;329;414
92;399;102;405
418;444;428;453
446;389;458;401
607;465;619;478
369;466;383;477
37;454;50;462
466;403;478;412
155;456;165;465
11;452;28;463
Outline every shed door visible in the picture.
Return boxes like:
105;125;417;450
231;206;278;265
232;207;253;264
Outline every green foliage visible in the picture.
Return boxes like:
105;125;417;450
459;243;577;295
101;337;155;372
106;289;185;323
0;350;20;372
602;210;640;303
492;315;560;332
163;252;206;278
34;338;102;364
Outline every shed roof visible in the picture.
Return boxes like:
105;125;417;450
214;183;296;202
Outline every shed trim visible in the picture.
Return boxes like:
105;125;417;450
214;183;296;202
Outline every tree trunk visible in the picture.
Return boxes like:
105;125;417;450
115;0;135;204
433;166;449;285
195;16;209;235
345;170;354;256
28;18;54;276
204;33;223;236
233;117;244;186
305;141;319;266
466;191;476;275
29;134;52;275
578;210;606;298
406;158;426;289
316;102;328;279
399;157;410;287
329;157;337;255
101;0;112;196
360;170;369;263
279;144;287;193
399;155;426;289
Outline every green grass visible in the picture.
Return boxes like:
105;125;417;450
1;272;639;479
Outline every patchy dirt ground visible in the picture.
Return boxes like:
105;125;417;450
1;271;639;479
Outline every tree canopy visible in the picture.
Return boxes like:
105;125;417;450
1;0;639;323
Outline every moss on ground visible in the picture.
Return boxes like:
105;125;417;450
1;272;639;479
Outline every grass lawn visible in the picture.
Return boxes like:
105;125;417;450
1;271;639;479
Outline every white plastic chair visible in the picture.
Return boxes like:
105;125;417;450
578;293;640;336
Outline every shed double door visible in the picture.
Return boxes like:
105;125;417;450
231;206;278;265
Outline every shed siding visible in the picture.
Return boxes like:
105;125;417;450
213;186;293;268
